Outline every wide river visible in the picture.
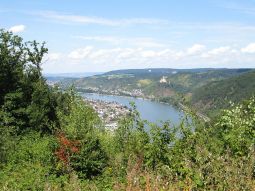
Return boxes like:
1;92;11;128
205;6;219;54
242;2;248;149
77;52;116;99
81;93;186;125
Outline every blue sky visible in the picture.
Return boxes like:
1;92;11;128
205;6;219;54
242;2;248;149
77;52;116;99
1;0;255;73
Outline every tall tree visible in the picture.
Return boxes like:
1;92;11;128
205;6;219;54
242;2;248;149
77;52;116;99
0;29;59;134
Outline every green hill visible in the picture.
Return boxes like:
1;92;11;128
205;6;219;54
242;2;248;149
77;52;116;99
64;68;253;106
58;68;255;119
191;70;255;116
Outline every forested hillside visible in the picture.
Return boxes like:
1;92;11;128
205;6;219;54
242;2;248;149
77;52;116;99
61;68;254;116
71;68;252;95
191;70;255;117
0;30;254;190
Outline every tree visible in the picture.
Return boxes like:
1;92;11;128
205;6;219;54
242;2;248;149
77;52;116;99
0;29;60;134
56;94;108;179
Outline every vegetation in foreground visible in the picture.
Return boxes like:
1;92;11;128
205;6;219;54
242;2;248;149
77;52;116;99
0;30;254;190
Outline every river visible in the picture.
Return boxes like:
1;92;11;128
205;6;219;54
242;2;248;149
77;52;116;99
81;93;186;125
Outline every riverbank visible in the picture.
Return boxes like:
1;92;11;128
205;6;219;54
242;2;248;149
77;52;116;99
80;90;210;122
179;103;210;122
78;89;178;107
81;92;188;127
84;97;130;130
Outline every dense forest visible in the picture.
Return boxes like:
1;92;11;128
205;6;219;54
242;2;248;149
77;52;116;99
0;30;254;190
191;71;255;117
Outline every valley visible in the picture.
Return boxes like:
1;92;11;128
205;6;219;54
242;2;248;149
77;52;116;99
2;0;255;188
58;68;255;119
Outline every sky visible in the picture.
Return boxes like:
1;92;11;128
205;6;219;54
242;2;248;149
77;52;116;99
1;0;255;73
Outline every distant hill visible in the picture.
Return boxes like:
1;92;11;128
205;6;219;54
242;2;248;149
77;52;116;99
58;68;254;117
70;68;252;93
104;68;220;75
105;68;252;75
191;70;255;117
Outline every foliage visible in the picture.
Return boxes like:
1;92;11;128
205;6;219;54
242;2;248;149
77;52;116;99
0;29;60;134
215;97;255;156
192;70;255;117
0;132;55;190
0;29;254;190
56;93;108;179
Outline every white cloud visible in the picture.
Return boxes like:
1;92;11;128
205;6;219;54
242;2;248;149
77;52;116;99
64;46;198;68
89;48;121;60
43;53;62;65
117;48;136;59
68;46;93;59
67;46;237;65
9;25;26;33
47;53;61;60
38;11;168;26
43;44;255;73
241;43;255;53
187;44;206;55
208;46;231;55
141;50;157;58
201;46;232;58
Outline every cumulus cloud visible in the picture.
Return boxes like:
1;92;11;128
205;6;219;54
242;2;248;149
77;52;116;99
241;43;255;53
43;44;255;73
201;46;234;58
141;50;157;58
66;46;200;63
208;46;231;55
67;47;188;62
68;46;93;59
9;25;26;33
187;44;206;55
117;48;137;59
